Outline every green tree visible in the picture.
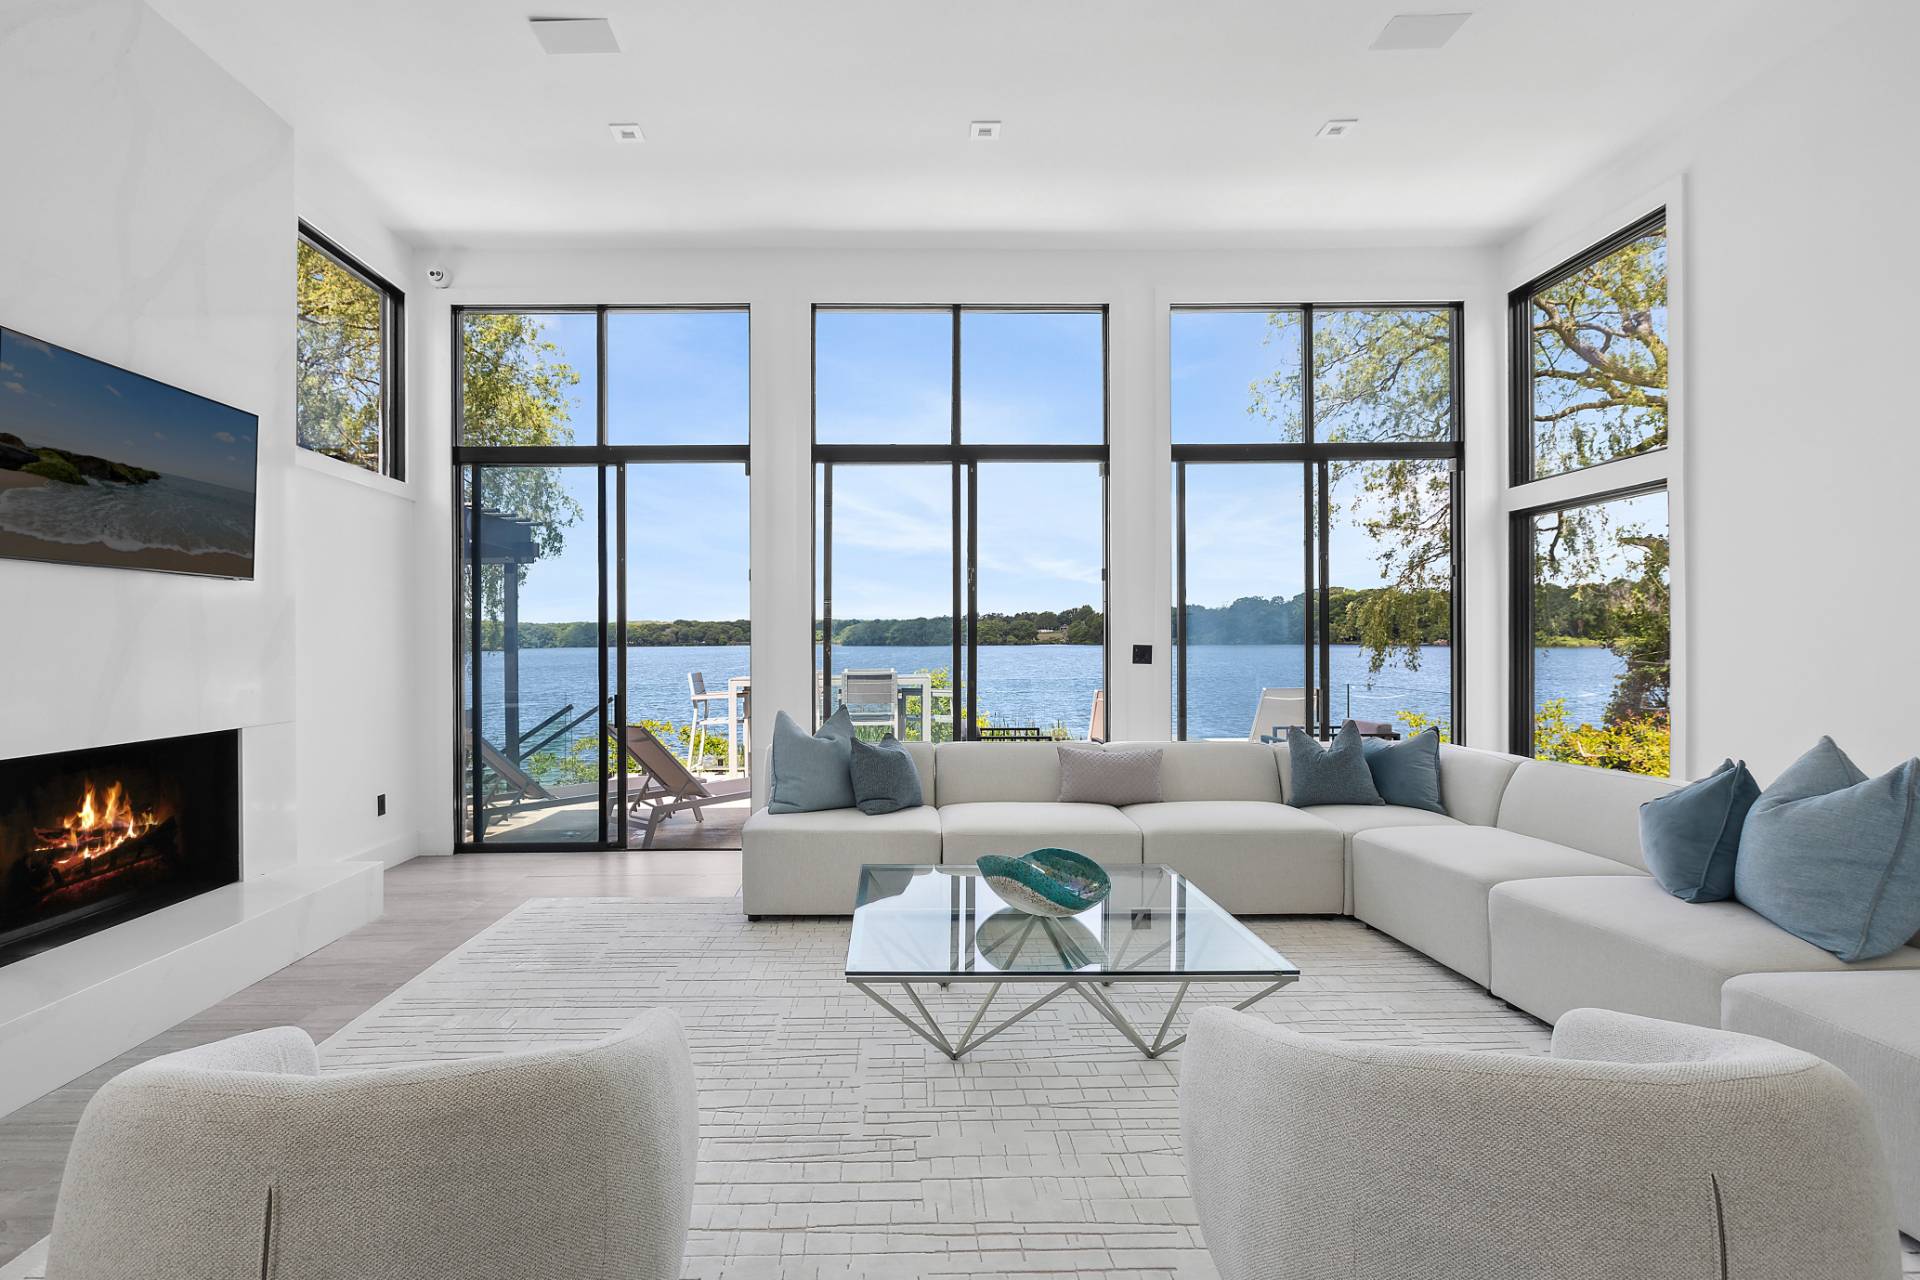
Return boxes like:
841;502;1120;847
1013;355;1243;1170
295;241;384;470
460;315;585;620
1528;230;1667;475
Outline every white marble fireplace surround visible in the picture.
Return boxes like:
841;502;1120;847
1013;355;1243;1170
0;1;397;1118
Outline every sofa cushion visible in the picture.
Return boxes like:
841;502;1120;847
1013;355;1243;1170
1639;758;1758;903
1122;801;1345;914
1488;875;1920;1029
938;801;1142;868
1305;804;1463;913
1735;738;1920;961
1286;724;1382;807
742;805;942;916
1353;827;1643;987
1496;759;1676;869
850;735;924;815
1361;729;1444;814
1434;745;1523;826
1722;970;1920;1238
1058;744;1162;805
766;708;857;814
934;742;1072;805
1107;740;1282;803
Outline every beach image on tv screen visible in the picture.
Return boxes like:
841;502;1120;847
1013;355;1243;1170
0;328;257;578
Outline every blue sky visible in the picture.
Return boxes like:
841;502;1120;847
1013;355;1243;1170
0;329;257;490
498;309;1413;623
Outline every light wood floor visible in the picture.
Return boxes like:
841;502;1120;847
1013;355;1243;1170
0;850;743;1267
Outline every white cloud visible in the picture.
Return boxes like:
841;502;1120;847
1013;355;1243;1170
214;431;237;444
103;382;122;398
1;380;23;394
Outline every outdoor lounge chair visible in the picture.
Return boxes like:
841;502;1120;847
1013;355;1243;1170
615;722;752;849
1248;687;1313;741
469;730;557;812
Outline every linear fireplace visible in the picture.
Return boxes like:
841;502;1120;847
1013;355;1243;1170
0;729;241;967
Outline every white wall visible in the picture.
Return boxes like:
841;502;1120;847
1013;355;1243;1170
1;1;421;872
1496;3;1920;781
290;151;421;867
0;0;300;871
409;244;1502;851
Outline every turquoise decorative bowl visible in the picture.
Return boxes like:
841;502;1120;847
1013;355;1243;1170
977;848;1112;917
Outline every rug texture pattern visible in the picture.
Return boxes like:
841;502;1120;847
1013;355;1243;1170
315;897;1548;1279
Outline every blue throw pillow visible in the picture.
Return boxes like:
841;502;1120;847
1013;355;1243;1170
850;735;923;815
1735;737;1920;961
1286;723;1383;807
1361;728;1444;814
767;707;856;814
1638;758;1759;903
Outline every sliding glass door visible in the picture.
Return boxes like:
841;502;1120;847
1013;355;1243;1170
455;307;750;850
813;306;1109;742
1171;305;1461;742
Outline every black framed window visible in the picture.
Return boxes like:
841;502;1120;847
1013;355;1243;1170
1510;209;1667;485
1507;209;1675;777
453;306;750;851
1509;485;1670;775
813;305;1109;742
1171;304;1463;742
296;222;404;478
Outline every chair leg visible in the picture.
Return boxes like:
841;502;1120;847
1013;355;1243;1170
641;807;665;850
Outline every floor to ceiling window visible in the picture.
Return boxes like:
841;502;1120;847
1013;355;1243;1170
814;305;1108;742
455;306;750;849
1171;305;1463;741
1508;210;1672;776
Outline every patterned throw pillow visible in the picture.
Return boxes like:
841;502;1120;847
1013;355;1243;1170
1057;745;1163;806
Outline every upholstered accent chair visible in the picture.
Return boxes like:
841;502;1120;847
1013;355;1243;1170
47;1010;697;1280
1180;1006;1901;1280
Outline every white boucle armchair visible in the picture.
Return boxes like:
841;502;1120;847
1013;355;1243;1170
46;1009;697;1280
1180;1006;1900;1280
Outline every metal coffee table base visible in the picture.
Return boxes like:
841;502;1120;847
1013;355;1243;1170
850;974;1297;1060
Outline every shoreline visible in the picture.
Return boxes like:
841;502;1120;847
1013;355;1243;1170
0;530;251;578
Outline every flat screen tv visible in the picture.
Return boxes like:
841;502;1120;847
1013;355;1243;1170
0;326;257;579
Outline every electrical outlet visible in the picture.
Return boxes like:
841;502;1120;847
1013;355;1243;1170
376;793;387;817
1131;644;1153;665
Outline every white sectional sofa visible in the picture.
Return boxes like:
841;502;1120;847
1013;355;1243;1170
743;735;1920;1231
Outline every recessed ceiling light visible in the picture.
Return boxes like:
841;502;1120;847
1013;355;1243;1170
1316;118;1359;139
969;121;1002;142
1371;12;1471;51
530;17;621;55
608;122;644;144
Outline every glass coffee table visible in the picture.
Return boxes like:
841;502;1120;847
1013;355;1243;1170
846;863;1299;1059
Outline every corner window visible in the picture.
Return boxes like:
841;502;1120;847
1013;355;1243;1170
1508;208;1675;776
296;224;404;478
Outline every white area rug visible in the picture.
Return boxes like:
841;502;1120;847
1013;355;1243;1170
322;897;1549;1279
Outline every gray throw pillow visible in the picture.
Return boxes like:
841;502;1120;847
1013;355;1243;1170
1057;745;1162;806
1361;728;1444;814
1735;737;1920;961
1639;758;1759;903
851;735;923;815
1286;723;1383;807
766;707;856;814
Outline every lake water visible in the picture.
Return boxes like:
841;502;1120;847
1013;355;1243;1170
475;643;1625;763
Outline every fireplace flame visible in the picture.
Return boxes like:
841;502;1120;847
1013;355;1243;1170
36;780;160;864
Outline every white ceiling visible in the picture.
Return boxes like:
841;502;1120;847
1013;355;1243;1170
147;0;1865;249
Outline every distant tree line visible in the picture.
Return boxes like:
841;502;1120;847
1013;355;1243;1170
479;619;751;650
829;605;1104;647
